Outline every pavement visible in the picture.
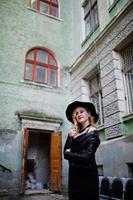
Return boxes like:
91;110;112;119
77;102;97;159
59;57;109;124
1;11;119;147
20;189;68;200
0;189;106;200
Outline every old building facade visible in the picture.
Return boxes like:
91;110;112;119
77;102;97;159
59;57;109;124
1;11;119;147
0;0;133;198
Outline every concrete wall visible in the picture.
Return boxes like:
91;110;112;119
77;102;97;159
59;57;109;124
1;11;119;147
69;0;133;178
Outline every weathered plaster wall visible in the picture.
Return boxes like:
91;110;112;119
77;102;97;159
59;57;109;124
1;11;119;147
0;0;74;195
96;135;133;177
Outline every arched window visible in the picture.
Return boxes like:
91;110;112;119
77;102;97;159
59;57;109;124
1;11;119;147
24;48;58;86
30;0;59;18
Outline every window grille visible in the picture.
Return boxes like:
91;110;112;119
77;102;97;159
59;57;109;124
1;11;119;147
89;72;104;125
121;43;133;114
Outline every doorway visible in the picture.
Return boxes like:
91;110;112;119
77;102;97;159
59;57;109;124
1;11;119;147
26;129;50;190
20;128;62;194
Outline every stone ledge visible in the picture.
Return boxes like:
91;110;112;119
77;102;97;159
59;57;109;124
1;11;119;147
122;113;133;122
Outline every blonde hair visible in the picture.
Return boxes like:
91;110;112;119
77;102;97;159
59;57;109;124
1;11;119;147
90;116;96;128
72;112;81;133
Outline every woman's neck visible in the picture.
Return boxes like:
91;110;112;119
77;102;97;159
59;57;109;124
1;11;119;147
80;121;90;131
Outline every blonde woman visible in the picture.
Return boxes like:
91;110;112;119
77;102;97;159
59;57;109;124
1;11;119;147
64;101;100;200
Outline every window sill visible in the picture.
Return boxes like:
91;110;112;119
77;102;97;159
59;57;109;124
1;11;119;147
81;24;99;47
108;0;120;13
122;113;133;122
20;80;58;89
27;7;63;22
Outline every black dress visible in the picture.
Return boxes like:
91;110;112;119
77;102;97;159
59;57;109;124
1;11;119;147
64;127;100;200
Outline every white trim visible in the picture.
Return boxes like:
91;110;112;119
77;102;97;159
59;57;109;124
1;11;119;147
21;119;62;132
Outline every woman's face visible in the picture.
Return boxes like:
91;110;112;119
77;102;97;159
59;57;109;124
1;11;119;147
73;107;91;124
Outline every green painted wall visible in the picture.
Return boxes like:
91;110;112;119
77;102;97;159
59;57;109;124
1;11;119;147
0;0;75;194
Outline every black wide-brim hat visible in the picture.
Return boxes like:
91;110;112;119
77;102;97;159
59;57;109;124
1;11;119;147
65;101;99;123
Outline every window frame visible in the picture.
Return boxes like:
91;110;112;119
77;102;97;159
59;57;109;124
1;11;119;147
30;0;59;18
24;48;58;87
83;0;99;36
88;71;104;125
121;43;133;114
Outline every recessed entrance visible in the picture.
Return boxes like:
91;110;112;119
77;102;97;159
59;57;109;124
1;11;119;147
20;128;62;194
26;129;51;190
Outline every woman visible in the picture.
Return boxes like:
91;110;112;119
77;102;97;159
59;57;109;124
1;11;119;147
64;101;100;200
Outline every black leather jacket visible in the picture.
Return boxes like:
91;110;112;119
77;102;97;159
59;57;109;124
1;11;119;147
64;129;100;169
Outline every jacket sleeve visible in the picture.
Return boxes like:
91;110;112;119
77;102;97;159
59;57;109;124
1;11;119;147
63;135;73;156
64;132;100;164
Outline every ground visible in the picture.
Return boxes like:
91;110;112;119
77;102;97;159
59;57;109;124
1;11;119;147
20;189;68;200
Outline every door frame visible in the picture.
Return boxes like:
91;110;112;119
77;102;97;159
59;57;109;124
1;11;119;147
20;128;62;193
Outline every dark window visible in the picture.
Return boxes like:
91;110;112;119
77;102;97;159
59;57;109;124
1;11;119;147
127;163;133;178
30;0;59;17
83;0;99;36
24;48;58;86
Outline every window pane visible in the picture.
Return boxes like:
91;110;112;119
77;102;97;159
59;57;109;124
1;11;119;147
90;76;98;95
91;94;99;110
25;63;33;80
125;71;133;113
84;0;98;36
40;1;49;14
91;10;95;29
36;66;47;83
122;42;133;113
36;50;47;63
27;51;34;60
49;55;56;65
89;72;104;125
85;15;91;35
94;5;98;26
50;69;56;86
51;6;58;17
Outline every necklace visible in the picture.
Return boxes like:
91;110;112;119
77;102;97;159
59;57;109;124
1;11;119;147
80;124;91;133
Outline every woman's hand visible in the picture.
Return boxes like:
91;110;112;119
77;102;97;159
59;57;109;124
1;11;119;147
68;130;77;137
65;148;71;152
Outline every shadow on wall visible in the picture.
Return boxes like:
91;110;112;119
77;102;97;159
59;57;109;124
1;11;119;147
99;176;133;200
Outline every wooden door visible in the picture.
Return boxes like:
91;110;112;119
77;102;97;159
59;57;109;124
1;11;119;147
50;132;62;192
20;128;29;193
